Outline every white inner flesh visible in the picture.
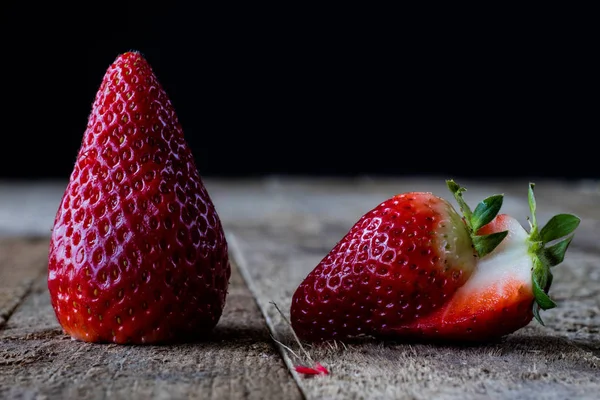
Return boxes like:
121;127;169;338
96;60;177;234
445;216;533;315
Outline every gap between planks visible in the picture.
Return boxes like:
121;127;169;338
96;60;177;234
0;237;50;331
228;232;311;399
0;237;303;400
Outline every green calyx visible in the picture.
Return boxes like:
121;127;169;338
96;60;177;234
526;183;580;325
446;180;508;258
446;180;581;325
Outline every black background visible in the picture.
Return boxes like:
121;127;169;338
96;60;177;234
1;4;595;181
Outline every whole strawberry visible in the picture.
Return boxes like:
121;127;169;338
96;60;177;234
290;180;579;343
48;51;230;344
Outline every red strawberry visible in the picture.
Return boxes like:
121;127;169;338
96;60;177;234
290;180;579;342
47;51;230;344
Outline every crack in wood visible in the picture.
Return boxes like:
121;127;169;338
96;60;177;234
227;232;308;400
0;238;49;331
0;281;36;330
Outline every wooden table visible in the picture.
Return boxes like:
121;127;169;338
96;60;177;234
1;176;599;399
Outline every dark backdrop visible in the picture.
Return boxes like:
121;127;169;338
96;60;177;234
1;4;595;181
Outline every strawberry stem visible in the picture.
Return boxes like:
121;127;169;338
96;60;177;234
526;183;580;324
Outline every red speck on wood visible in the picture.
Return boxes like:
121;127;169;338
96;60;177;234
295;363;330;376
314;362;330;375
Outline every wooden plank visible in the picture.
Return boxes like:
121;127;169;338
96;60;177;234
0;181;65;237
0;241;302;400
2;177;599;399
0;238;49;329
230;178;600;400
2;177;598;237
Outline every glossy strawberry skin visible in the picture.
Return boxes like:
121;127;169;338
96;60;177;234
290;192;477;341
47;51;230;344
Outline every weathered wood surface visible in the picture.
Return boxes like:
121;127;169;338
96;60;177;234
0;239;49;330
223;177;600;400
1;176;599;399
0;239;301;400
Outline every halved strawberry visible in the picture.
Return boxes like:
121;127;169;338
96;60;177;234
290;181;579;343
290;181;510;341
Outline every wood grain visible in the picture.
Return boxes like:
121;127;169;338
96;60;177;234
0;238;49;329
0;240;301;400
228;178;600;400
1;177;599;399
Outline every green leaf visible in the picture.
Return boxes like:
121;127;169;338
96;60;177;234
472;231;508;258
545;270;554;292
532;303;544;325
528;183;537;231
544;236;574;267
446;179;461;195
532;274;557;311
446;179;473;223
471;194;504;232
540;214;581;244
